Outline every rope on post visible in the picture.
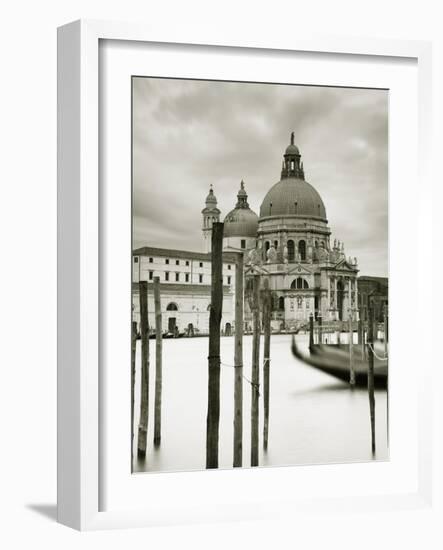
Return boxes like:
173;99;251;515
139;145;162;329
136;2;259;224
367;343;388;361
220;360;261;396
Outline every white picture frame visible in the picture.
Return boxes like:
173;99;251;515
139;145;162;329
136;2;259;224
57;19;433;531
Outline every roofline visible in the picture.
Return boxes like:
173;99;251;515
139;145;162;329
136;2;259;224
133;245;241;264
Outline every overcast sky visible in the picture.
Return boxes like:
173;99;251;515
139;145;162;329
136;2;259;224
133;77;388;277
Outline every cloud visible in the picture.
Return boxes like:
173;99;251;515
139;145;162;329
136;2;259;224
133;77;388;276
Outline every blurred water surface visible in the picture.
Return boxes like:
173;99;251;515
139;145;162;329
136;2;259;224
133;333;388;473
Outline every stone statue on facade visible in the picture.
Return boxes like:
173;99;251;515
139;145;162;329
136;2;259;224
283;245;288;264
248;248;258;265
267;245;277;264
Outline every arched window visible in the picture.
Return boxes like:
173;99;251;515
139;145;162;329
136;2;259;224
291;277;309;289
278;296;285;310
274;240;278;249
287;240;295;261
298;240;306;261
166;302;178;311
265;241;270;252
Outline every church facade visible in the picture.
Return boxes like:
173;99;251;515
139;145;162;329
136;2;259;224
133;133;360;334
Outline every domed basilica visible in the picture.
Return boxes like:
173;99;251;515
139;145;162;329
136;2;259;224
133;133;361;336
202;132;359;327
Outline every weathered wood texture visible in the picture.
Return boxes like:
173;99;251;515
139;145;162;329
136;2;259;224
309;313;314;350
349;314;355;386
233;253;244;468
367;306;376;454
137;281;150;458
153;277;163;447
263;281;271;451
206;223;224;469
131;320;137;462
251;274;261;467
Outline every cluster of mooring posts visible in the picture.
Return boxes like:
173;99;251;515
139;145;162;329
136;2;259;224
131;220;388;465
206;222;272;468
131;277;163;461
306;303;389;455
132;221;272;468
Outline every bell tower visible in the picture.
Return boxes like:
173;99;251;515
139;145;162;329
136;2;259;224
202;185;221;252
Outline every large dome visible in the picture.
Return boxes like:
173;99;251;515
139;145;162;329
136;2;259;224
259;177;327;220
224;207;258;237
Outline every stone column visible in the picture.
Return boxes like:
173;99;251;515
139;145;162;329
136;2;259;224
334;276;338;321
343;277;350;321
348;277;353;322
327;276;331;321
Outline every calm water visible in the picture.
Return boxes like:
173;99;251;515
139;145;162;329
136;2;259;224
133;333;388;473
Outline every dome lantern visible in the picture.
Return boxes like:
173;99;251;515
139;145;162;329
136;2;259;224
281;131;305;180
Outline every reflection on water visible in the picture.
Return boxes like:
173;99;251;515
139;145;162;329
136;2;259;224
133;333;388;473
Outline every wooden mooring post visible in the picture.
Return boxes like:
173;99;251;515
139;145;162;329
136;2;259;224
318;313;323;345
309;312;314;351
367;306;376;455
153;277;163;447
349;312;355;386
384;305;389;446
360;307;366;360
131;320;137;460
251;274;261;467
206;222;223;469
263;280;271;451
137;281;150;458
233;252;244;468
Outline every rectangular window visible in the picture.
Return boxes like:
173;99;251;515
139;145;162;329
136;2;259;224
241;239;246;249
186;260;189;266
199;262;203;268
134;257;139;263
227;276;231;285
228;264;231;270
175;272;179;282
185;273;189;282
199;274;203;283
165;272;169;281
165;259;169;264
149;257;153;263
149;271;153;280
176;260;179;265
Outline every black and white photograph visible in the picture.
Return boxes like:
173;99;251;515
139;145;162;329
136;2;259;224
131;76;389;473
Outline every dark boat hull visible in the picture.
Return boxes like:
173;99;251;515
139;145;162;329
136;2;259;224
291;338;388;389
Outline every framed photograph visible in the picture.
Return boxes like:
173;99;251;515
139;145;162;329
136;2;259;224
57;20;433;530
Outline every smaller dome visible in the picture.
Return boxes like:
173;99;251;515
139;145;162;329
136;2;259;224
224;180;258;238
224;208;258;238
285;143;300;156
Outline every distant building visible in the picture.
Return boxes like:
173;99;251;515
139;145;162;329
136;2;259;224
133;133;387;333
357;276;388;322
132;247;234;334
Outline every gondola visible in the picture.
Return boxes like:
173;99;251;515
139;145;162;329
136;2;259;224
291;337;388;389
